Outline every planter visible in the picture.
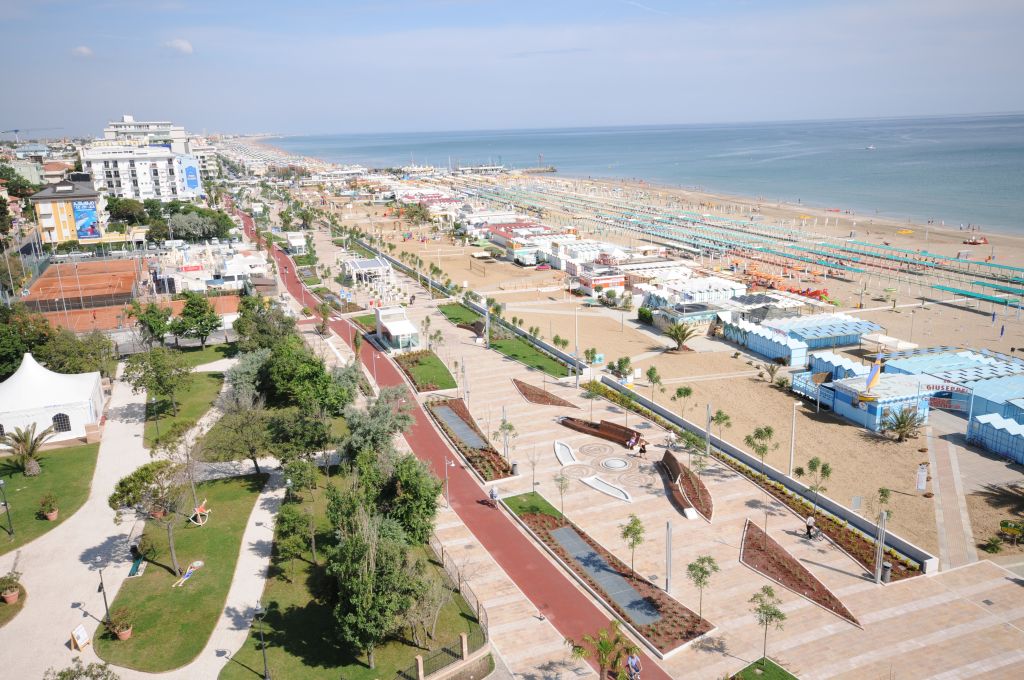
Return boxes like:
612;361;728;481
44;509;59;521
115;627;133;641
2;588;20;605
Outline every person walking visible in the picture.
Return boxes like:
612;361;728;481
638;439;648;458
489;486;499;508
805;514;816;539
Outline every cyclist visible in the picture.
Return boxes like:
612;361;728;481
626;650;642;680
805;514;816;539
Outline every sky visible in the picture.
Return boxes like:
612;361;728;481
2;0;1024;137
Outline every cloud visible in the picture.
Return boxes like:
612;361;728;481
508;47;592;59
164;38;194;55
71;46;94;58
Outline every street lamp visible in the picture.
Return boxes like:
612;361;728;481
372;351;378;383
254;601;271;679
444;459;456;507
0;479;12;538
98;568;110;623
789;401;799;476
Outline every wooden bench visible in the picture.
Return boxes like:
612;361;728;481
558;417;640;448
657;450;692;514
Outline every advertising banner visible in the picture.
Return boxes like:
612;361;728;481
185;164;200;189
73;200;100;239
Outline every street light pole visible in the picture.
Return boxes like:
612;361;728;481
254;601;271;679
574;306;580;388
444;459;456;507
98;568;110;623
0;479;13;537
789;401;798;476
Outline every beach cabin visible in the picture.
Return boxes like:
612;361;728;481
762;313;881;350
722;317;808;366
830;373;931;432
807;351;872;381
374;306;419;353
968;414;1024;464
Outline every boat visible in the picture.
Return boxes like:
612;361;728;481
963;236;989;245
865;145;876;151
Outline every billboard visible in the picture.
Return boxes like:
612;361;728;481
185;164;199;189
73;200;100;240
179;155;202;193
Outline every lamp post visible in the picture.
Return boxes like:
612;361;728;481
98;568;110;623
0;479;12;537
444;458;456;507
574;306;580;388
254;601;271;679
789;401;799;476
371;351;378;383
909;310;917;343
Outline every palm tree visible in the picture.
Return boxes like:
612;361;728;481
761;362;781;383
671;386;693;419
0;423;55;476
882;406;926;442
712;409;732;440
665;322;699;351
793;456;833;514
566;620;631;679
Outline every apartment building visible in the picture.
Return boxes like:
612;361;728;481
80;144;204;202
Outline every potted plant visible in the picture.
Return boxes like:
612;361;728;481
0;571;22;604
107;607;136;640
40;492;59;521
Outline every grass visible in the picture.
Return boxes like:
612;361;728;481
302;276;321;286
0;443;100;557
177;342;238;369
352;314;377;332
144;372;224;447
504;491;564;520
437;303;482;326
732;658;798;679
490;336;569;377
0;585;26;628
219;470;482;680
395;350;457;391
94;474;268;672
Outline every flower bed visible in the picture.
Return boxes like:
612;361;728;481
582;380;922;579
516;509;712;653
425;398;512;481
394;349;457;392
740;520;859;626
512;379;578;409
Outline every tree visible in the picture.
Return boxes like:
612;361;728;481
37;329;117;378
761;362;780;383
143;198;164;223
882;406;926;442
123;347;194;416
749;586;787;669
167;212;216;241
233;296;297;352
581;384;601;421
711;409;732;440
205;393;271;474
620;514;645;577
171;292;221;348
0;304;54;380
686;555;719;619
876;487;893;519
0;163;41;197
0;423;55;475
224;348;271;405
555;473;570;516
671;385;693;419
316;301;332;335
264;335;350;416
108;460;186;575
270;408;333;461
665;321;699;351
128;301;172;347
566;620;631;680
44;658;121;680
645;365;663;400
492;416;518;461
284;458;318;496
339;386;414;464
584;347;598;364
744;425;779;544
793;456;833;514
328;510;424;669
352;329;363;357
610;356;632;380
381;454;442;544
106;197;146;224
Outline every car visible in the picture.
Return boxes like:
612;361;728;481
210;237;220;245
147;243;158;250
536;263;551;270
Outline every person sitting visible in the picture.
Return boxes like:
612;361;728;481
626;650;642;680
627;433;638;450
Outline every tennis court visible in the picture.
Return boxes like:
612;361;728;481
23;260;143;312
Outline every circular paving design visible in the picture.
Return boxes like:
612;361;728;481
601;457;629;471
561;464;594;479
617;471;657;488
579;442;614;457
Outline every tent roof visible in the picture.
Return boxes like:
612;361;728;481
0;354;101;412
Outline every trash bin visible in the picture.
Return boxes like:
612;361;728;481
511;462;519;476
881;562;892;583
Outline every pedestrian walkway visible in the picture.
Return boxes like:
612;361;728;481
927;425;979;570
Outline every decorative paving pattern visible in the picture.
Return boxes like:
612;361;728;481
601;457;629;470
579;442;614;457
561;464;595;479
617;471;658;488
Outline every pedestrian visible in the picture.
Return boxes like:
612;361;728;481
626;650;642;680
805;514;816;539
638;439;648;458
489;486;499;508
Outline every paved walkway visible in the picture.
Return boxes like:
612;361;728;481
926;423;979;570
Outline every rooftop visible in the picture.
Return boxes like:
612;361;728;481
29;180;98;202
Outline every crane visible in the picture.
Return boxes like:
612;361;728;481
1;127;64;143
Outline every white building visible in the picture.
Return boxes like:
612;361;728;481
375;306;419;353
0;354;105;444
81;144;205;202
343;256;393;285
104;114;188;153
284;232;307;255
186;138;220;179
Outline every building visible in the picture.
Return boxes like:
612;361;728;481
375;306;419;353
80;144;205;202
14;143;51;161
29;180;109;244
577;263;626;297
186;138;220;179
343;256;393;285
42;161;72;184
0;354;105;444
8;160;43;184
284;232;307;255
103;114;188;153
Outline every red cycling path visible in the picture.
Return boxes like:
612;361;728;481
235;208;672;679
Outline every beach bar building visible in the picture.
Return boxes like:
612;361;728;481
830;373;932;432
968;414;1024;464
374;306;419;353
722;317;808;366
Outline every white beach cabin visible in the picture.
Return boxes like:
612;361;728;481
0;354;105;443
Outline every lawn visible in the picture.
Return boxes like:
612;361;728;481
0;443;100;557
352;313;377;332
490;336;569;377
437;303;481;326
144;372;224;447
504;491;563;520
394;350;457;391
733;658;798;680
0;586;25;628
94;474;268;672
219;470;482;680
178;342;238;369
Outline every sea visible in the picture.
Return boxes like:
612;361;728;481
271;114;1024;234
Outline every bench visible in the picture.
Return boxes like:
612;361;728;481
999;520;1023;546
558;417;640;448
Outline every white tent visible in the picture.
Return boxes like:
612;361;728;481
0;354;104;443
861;332;919;353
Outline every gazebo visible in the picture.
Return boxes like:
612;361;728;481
0;354;105;443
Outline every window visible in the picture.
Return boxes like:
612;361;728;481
0;424;4;436
52;413;71;433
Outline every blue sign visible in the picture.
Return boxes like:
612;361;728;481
185;165;199;189
73;200;100;240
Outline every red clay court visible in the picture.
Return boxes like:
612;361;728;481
23;260;144;312
41;294;241;333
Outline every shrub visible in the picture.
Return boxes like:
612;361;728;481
983;536;1003;554
106;607;136;634
39;492;58;514
637;307;654;325
0;570;22;594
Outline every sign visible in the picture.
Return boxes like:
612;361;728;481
184;164;200;189
916;464;928;492
73;200;100;240
929;397;968;411
71;624;90;650
179;265;203;272
925;384;971;394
